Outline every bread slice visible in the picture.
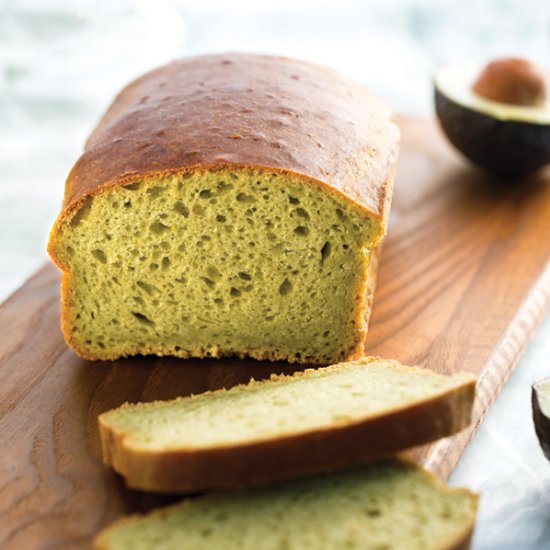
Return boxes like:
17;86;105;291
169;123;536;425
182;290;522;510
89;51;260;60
99;357;476;493
47;53;400;364
94;459;478;550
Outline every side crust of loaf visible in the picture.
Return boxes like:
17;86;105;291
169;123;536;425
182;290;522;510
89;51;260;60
99;361;476;493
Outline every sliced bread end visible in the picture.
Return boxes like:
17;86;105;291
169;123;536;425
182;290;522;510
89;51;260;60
94;459;478;550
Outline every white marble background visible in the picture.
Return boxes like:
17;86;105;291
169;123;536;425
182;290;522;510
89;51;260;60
1;0;550;548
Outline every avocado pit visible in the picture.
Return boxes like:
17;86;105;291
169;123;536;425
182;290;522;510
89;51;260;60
473;58;547;107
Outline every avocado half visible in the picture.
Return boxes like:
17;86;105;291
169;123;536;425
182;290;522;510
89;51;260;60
532;377;550;462
435;63;550;177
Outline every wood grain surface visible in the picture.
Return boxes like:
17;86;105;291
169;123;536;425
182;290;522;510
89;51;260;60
2;117;550;549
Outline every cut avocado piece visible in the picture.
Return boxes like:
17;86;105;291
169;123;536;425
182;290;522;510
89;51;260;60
532;377;550;461
435;61;550;177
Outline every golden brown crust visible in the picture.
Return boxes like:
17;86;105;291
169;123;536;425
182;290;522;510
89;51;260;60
47;53;399;363
58;53;398;223
99;365;476;493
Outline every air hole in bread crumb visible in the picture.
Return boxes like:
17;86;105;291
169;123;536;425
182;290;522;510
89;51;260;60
238;272;252;280
173;201;189;218
70;198;93;227
92;249;107;263
150;221;170;234
207;266;221;280
295;208;310;219
136;280;157;295
279;279;292;295
289;196;300;204
199;189;213;199
123;182;142;191
217;181;234;192
294;226;309;236
216;214;226;223
132;312;155;326
230;288;241;297
162;257;171;269
321;241;331;263
236;192;255;203
201;277;216;289
336;208;348;222
146;186;166;197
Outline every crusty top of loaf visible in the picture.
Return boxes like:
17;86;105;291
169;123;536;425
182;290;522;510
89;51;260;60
61;53;399;225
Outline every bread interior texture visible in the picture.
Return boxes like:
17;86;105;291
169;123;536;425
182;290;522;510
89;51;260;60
53;169;378;362
96;461;477;550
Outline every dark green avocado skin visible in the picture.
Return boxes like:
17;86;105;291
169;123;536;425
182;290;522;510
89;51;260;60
435;88;550;177
532;379;550;462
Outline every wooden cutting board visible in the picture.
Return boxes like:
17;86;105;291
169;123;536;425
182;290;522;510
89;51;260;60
2;117;550;549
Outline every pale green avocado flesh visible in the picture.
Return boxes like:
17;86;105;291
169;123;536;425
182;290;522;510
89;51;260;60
54;169;378;362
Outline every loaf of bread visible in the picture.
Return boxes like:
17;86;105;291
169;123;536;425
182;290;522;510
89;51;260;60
94;459;478;550
47;53;399;363
99;357;475;493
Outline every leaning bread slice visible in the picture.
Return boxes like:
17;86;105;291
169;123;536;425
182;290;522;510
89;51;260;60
95;459;478;550
99;357;476;493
